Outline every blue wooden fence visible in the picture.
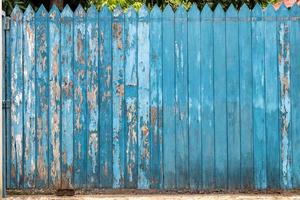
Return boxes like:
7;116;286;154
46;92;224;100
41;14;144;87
4;3;300;191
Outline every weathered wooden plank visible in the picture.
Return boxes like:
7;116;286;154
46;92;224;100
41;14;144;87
200;4;214;190
86;5;99;187
252;4;266;189
239;4;253;190
73;5;86;188
162;5;175;189
10;6;23;189
99;5;113;188
35;5;49;188
264;4;280;189
174;5;188;189
277;4;292;189
213;4;227;190
112;5;125;188
226;5;240;190
23;5;35;188
61;5;74;189
137;5;150;189
124;6;138;188
150;5;163;189
291;4;300;188
48;5;61;189
187;4;201;190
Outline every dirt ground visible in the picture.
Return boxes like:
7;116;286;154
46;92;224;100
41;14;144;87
4;194;300;200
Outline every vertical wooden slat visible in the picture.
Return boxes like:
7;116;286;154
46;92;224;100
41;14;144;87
23;5;35;188
162;5;175;189
213;4;227;190
200;4;214;190
10;5;23;189
149;5;163;189
73;5;86;188
137;5;150;189
265;4;280;189
239;4;253;190
86;5;99;187
277;4;292;189
35;5;48;188
226;5;240;190
112;5;125;188
291;4;300;188
252;4;266;190
174;5;188;189
187;4;201;190
60;5;74;189
48;5;61;189
124;6;138;188
99;5;113;188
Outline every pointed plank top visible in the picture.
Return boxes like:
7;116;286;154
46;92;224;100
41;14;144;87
214;4;225;18
188;3;200;18
201;4;213;17
239;4;250;17
24;5;35;21
277;3;289;17
99;5;111;18
113;4;123;18
62;4;73;18
163;4;174;16
265;4;276;17
11;5;23;21
291;3;300;16
226;4;237;17
175;5;186;18
252;3;263;17
74;4;85;18
150;4;162;18
49;5;61;21
139;4;149;18
126;6;137;19
36;4;48;19
87;4;98;19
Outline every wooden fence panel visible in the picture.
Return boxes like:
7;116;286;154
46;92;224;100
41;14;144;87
5;3;300;191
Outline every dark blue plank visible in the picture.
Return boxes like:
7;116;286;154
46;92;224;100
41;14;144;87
48;5;61;189
10;6;23;189
60;5;74;189
86;5;100;187
225;5;240;190
187;4;201;190
264;4;280;189
162;5;176;189
174;5;188;189
124;6;138;189
150;5;163;189
213;4;227;190
252;4;266;189
112;5;125;188
23;5;35;188
137;5;151;189
99;5;113;188
35;5;49;188
277;4;292;189
239;4;253;190
200;4;215;190
291;4;300;188
73;5;86;188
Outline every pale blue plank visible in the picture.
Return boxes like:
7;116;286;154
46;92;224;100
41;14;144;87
277;4;292;189
61;5;74;189
23;5;35;188
137;5;151;189
149;5;163;189
213;4;227;190
10;6;23;188
124;6;138;189
48;5;61;189
200;4;215;190
73;5;86;188
226;5;240;190
174;5;188;189
264;4;280;189
187;4;201;190
86;5;100;187
162;5;176;189
35;5;49;188
291;4;300;188
112;5;125;188
239;4;253;190
99;5;113;188
252;4;267;189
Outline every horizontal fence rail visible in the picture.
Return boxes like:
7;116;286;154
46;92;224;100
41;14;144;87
4;3;300;191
